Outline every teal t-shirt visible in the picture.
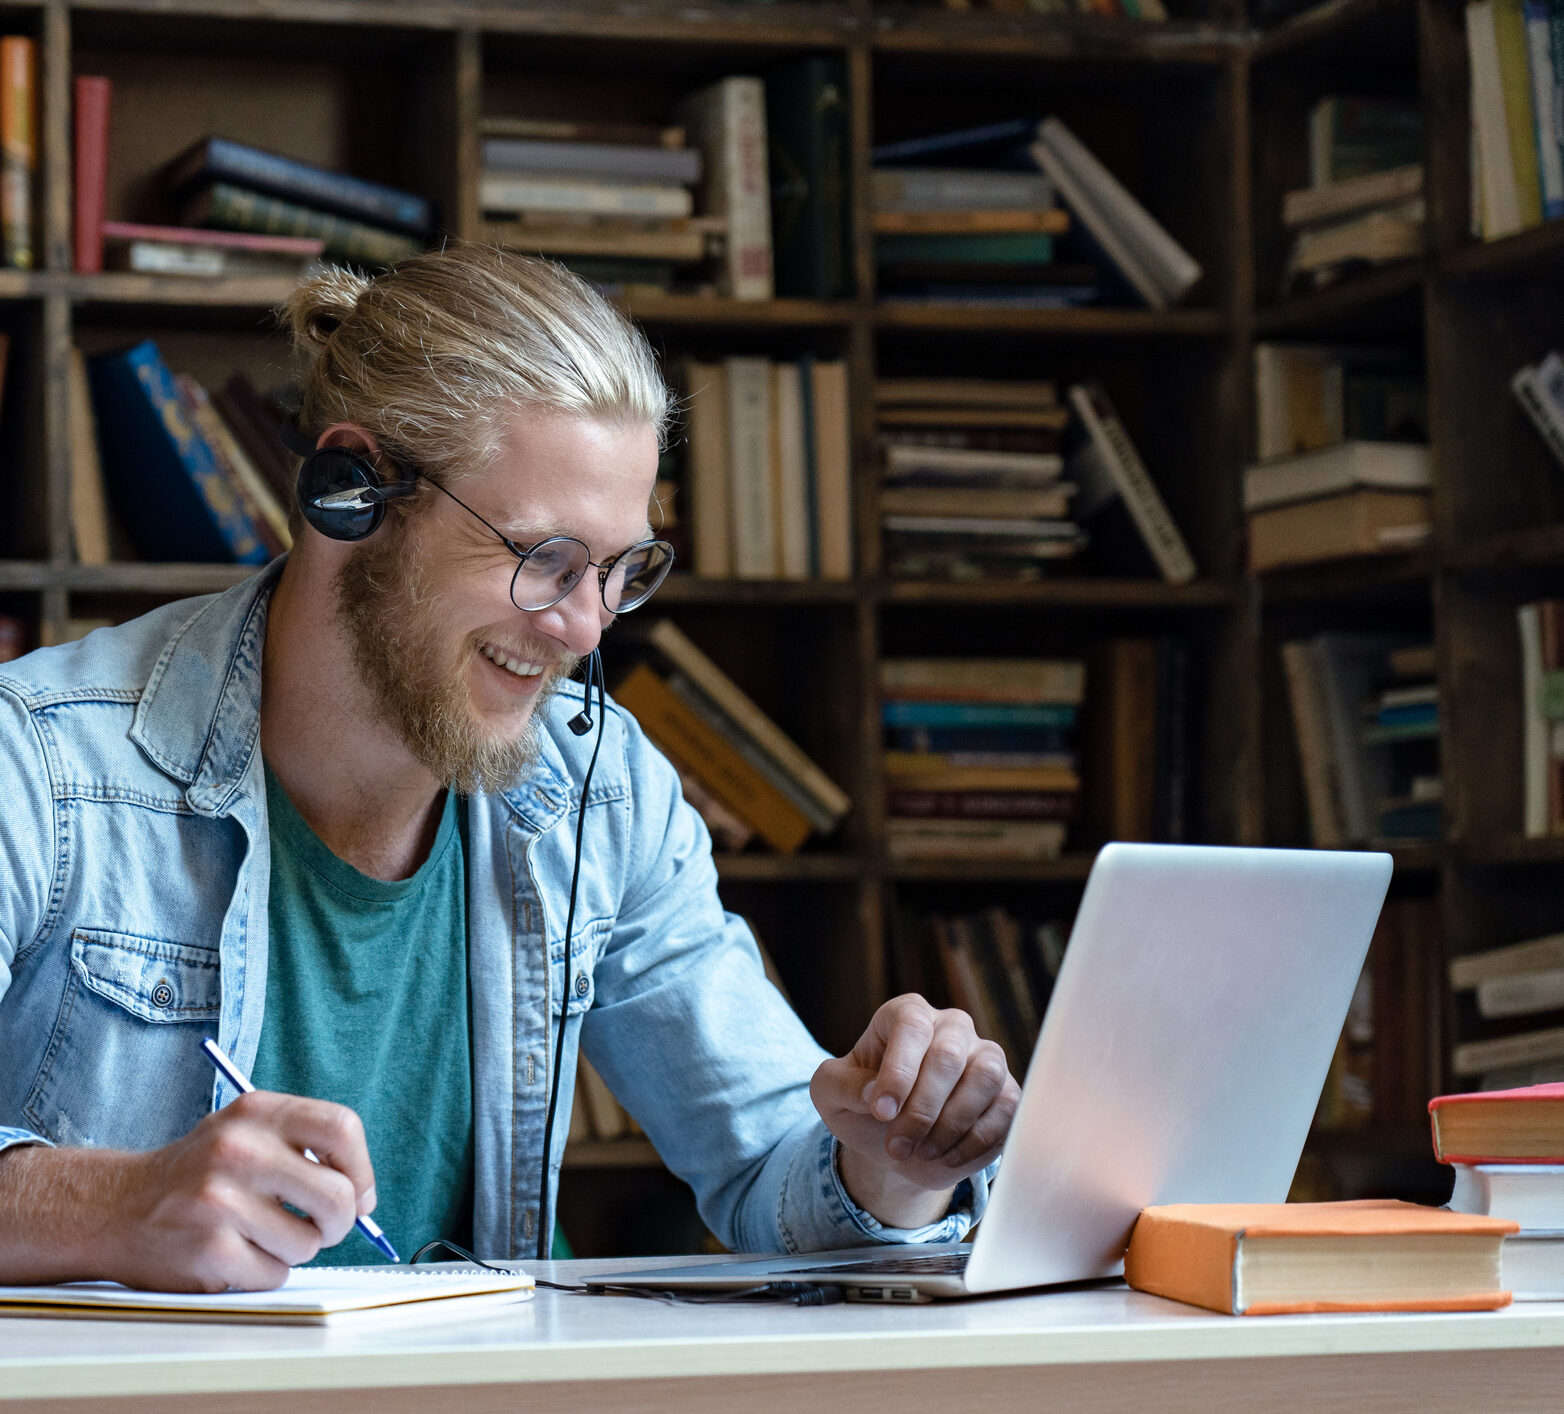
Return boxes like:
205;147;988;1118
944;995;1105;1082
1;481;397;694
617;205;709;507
253;765;475;1266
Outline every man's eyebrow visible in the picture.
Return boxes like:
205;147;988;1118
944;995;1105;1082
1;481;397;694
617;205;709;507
498;519;657;551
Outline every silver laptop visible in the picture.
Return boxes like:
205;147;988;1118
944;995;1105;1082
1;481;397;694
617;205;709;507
596;844;1392;1301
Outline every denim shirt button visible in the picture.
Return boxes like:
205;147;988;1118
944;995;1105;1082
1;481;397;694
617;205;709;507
574;975;589;997
151;981;174;1008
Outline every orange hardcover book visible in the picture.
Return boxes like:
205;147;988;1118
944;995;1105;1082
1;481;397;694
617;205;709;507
1429;1081;1564;1163
613;662;811;854
1125;1200;1516;1316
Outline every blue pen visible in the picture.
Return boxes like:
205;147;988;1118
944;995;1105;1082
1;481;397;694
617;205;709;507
200;1037;400;1263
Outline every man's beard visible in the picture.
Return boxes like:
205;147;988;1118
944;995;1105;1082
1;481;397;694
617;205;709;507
333;527;573;795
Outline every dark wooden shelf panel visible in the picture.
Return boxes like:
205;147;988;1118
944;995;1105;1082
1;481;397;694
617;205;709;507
885;852;1097;884
1386;842;1443;875
0;270;41;301
57;271;298;312
715;854;863;882
1440;220;1564;282
1251;0;1413;60
618;294;854;328
656;574;860;606
876;577;1236;610
0;561;52;591
1457;835;1564;868
61;562;260;595
561;1139;661;1170
1253;552;1434;606
873;303;1228;337
1449;524;1564;575
1253;262;1425;336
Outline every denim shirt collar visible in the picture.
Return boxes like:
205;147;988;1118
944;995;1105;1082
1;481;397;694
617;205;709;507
127;554;575;833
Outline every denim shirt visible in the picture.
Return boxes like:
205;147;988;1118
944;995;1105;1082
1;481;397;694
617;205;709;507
0;562;988;1259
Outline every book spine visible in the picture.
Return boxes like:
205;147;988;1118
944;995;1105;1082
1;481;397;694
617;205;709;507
797;353;821;578
1495;0;1547;226
1476;967;1564;1018
177;376;287;559
1068;383;1196;584
883;701;1078;728
682;359;731;577
1469;0;1526;238
212;375;294;505
613;663;812;853
480;137;701;185
767;55;849;300
183;136;432;236
886;789;1078;820
870;168;1056;211
478;172;694;218
772;363;810;579
0;37;34;269
811;360;853;580
72;76;110;274
683;78;773;300
725;357;775;578
1525;2;1564;217
1521;603;1550;837
880;659;1086;701
67;348;110;566
1513;365;1564;468
187;183;421;267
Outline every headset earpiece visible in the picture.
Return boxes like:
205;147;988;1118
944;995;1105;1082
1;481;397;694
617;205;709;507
281;420;418;543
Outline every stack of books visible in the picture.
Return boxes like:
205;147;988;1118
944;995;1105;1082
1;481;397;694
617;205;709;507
870;116;1200;310
1245;344;1430;572
1466;0;1564;242
83;341;295;567
1281;636;1441;848
1517;598;1564;838
161;136;429;270
1513;349;1564;468
1450;932;1564;1088
890;904;1066;1079
477;117;718;298
881;656;1084;861
875;377;1079;580
679;355;852;581
1434;1081;1564;1299
612;619;850;856
1281;97;1425;293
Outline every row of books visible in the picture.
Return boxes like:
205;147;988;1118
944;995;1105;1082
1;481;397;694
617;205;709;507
1451;929;1564;1085
76;341;295;566
1467;0;1564;242
1518;598;1564;838
871;116;1201;311
881;656;1085;862
1246;342;1429;572
610;619;851;856
1129;1081;1564;1314
889;903;1068;1081
1280;96;1424;295
1281;635;1442;847
876;378;1080;580
680;355;852;581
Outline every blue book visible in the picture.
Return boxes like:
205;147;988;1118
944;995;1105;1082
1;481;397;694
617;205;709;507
882;701;1078;729
166;136;433;238
88;341;271;566
1376;702;1439;728
871;118;1039;166
888;725;1075;754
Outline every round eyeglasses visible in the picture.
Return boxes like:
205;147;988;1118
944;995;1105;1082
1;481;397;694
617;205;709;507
422;474;675;614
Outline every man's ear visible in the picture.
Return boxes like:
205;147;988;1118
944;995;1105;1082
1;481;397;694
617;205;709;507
315;421;382;459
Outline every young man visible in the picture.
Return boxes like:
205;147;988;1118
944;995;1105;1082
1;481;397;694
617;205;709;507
0;246;1017;1292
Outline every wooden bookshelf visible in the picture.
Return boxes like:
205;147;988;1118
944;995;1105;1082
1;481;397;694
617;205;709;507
2;0;1555;1250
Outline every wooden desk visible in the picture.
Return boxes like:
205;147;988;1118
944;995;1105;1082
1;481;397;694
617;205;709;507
4;1257;1564;1414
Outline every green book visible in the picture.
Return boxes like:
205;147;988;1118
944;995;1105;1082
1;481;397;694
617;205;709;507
179;182;423;268
766;55;852;300
874;232;1056;265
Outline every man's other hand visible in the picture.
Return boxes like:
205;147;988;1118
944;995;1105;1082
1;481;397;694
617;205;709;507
0;1091;376;1292
810;994;1019;1228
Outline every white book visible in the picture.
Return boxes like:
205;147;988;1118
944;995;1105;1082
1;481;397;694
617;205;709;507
1478;967;1564;1019
1468;0;1525;239
1067;381;1196;584
1450;1164;1564;1228
1503;1229;1564;1299
1243;441;1431;513
0;1265;533;1325
1035;115;1202;303
678;77;773;300
1512;355;1564;469
724;356;776;578
772;363;810;579
883;444;1064;479
1451;929;1564;990
479;172;694;218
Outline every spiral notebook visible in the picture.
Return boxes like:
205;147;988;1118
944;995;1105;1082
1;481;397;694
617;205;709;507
0;1264;535;1325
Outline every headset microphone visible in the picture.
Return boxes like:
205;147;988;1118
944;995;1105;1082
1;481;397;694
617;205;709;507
567;649;600;737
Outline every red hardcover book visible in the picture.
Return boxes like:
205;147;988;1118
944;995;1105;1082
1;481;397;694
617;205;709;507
100;220;323;256
1429;1082;1564;1163
72;76;110;273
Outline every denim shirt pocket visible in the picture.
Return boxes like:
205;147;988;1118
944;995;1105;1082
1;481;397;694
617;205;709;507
23;930;220;1150
548;918;609;1018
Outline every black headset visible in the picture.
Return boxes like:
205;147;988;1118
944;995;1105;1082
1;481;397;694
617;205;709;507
284;417;604;1262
